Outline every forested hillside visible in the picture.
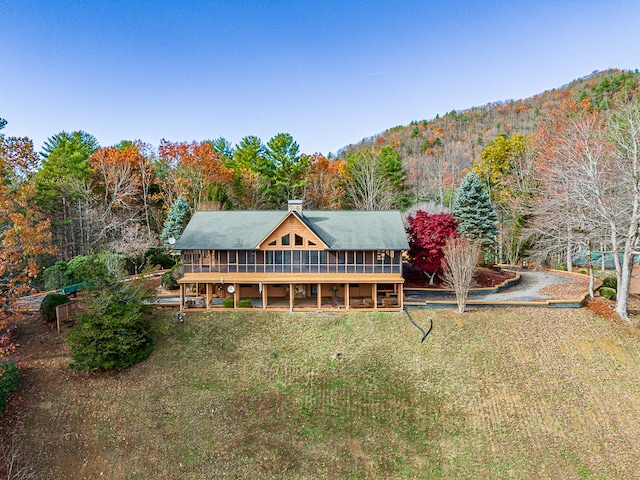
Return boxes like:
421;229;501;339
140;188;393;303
337;68;640;207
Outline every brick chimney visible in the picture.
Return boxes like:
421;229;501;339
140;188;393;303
288;199;303;214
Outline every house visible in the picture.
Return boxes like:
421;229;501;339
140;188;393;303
173;200;409;311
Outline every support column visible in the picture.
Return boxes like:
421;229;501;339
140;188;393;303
206;283;211;310
372;283;378;311
399;283;404;310
289;283;294;312
233;283;239;309
262;283;267;310
345;283;350;310
179;283;184;311
317;283;322;310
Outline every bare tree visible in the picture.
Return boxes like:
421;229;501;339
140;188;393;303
532;98;640;319
343;151;394;210
441;237;481;313
608;99;640;319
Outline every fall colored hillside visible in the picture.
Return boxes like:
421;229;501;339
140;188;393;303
336;68;640;205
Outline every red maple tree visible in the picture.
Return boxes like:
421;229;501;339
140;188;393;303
407;211;458;283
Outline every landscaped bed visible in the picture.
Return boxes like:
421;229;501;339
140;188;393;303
2;302;640;478
403;263;516;289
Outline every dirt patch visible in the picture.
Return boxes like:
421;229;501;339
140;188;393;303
403;263;515;288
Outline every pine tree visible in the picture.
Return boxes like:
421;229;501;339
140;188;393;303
161;197;190;248
452;171;498;250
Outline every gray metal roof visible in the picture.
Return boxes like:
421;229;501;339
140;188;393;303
174;210;409;251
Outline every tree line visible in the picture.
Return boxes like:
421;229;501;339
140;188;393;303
0;68;637;331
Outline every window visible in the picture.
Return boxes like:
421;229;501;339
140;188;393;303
268;240;276;246
308;240;316;246
295;234;304;246
229;251;236;264
281;234;290;246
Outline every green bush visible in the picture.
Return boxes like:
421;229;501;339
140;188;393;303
42;261;70;290
39;293;70;323
238;298;252;308
602;276;617;290
66;254;109;285
600;287;616;300
67;279;155;371
222;298;234;308
0;362;19;415
146;249;176;270
554;264;568;271
161;271;179;290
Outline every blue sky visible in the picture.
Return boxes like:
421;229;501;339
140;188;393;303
2;1;639;155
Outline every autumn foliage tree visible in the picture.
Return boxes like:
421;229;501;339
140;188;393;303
302;154;344;209
0;119;55;361
157;140;232;213
407;211;458;284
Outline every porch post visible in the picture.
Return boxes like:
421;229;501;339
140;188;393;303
233;283;239;309
289;283;294;312
179;283;184;311
262;283;267;310
345;283;350;310
206;283;211;310
399;283;404;310
372;283;378;311
317;283;322;310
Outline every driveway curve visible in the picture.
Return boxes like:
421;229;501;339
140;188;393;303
405;269;588;306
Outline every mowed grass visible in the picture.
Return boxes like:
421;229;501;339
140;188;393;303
15;307;640;479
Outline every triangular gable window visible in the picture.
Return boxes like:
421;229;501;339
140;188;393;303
257;211;328;250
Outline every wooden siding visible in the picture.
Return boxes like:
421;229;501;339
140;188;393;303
258;213;327;250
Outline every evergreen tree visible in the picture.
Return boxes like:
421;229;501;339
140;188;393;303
379;145;411;208
452;171;498;251
67;275;155;371
161;196;190;248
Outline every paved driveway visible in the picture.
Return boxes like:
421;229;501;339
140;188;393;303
406;269;586;305
469;270;581;302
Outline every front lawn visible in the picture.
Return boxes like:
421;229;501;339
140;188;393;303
6;307;640;478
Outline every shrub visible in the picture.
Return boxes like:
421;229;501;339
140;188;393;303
602;275;617;290
67;278;155;371
600;287;616;300
222;298;234;308
146;249;176;270
0;362;19;415
39;293;70;323
238;298;252;308
554;264;568;271
42;261;70;290
66;254;109;285
161;271;179;290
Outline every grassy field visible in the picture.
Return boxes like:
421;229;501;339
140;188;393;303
5;305;640;479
